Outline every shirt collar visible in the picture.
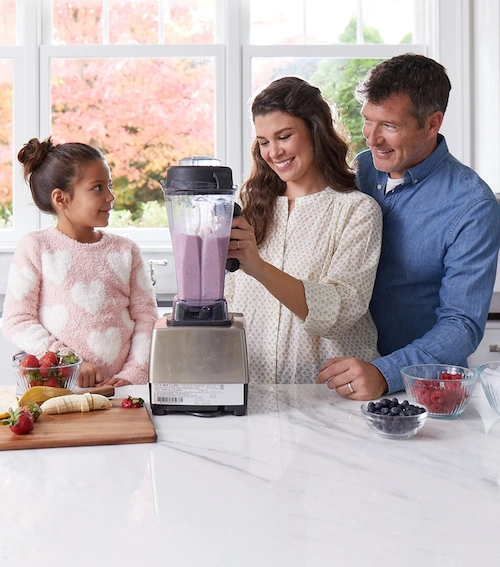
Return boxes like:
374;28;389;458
401;134;449;186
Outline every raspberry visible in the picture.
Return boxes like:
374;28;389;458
411;374;468;414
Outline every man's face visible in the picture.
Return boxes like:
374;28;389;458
361;92;442;179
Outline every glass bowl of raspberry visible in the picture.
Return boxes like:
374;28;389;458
361;397;428;439
477;361;500;414
12;350;82;393
401;364;478;419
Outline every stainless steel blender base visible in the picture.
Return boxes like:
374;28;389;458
149;313;249;416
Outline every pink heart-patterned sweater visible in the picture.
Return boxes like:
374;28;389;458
2;227;158;384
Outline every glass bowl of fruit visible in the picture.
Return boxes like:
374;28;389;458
12;350;82;393
401;364;478;419
361;397;428;439
477;361;500;414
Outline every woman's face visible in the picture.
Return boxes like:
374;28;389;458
254;111;317;187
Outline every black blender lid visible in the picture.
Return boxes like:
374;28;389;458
162;165;234;194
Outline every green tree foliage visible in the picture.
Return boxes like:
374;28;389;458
311;18;385;158
0;5;413;228
50;1;214;223
0;59;13;226
312;18;413;158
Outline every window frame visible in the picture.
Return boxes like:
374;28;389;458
0;0;472;252
38;42;226;250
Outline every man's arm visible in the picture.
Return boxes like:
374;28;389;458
318;198;500;399
376;197;500;393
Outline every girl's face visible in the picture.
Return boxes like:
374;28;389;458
254;111;318;189
57;159;114;237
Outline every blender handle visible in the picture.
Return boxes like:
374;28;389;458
226;203;241;272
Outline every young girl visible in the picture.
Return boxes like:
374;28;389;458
2;137;158;387
225;77;382;390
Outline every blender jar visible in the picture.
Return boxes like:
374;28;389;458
161;164;236;324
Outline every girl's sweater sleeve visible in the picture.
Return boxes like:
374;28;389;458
2;234;67;355
111;243;158;384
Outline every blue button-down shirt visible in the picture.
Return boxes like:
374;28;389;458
356;135;500;393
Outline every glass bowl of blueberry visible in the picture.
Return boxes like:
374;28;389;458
360;398;428;439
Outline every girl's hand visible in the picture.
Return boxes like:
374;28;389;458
97;377;132;388
228;216;266;278
77;361;104;388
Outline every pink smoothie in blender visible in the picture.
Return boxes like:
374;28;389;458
161;164;236;324
171;233;229;302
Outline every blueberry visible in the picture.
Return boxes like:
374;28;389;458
365;396;426;436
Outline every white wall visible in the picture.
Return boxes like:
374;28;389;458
472;0;500;195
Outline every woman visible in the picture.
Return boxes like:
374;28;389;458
225;76;382;390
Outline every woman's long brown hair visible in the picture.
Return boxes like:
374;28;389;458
240;76;356;246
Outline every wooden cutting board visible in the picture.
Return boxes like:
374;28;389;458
0;398;157;451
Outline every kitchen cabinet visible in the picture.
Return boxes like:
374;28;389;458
1;383;499;566
0;318;17;384
468;320;500;368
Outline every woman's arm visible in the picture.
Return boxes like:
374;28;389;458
228;216;308;320
227;195;382;331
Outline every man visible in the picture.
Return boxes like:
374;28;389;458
317;53;500;399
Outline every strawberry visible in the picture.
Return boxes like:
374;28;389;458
121;396;145;409
19;354;40;369
18;354;43;386
21;403;41;422
441;372;462;380
39;351;59;368
28;376;44;387
2;407;35;435
43;377;61;388
59;367;71;379
39;364;54;379
38;351;62;379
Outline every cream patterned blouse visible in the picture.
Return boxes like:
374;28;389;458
225;187;382;384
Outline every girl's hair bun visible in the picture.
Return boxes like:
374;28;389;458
17;137;55;177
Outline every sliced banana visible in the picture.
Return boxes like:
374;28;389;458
40;393;112;414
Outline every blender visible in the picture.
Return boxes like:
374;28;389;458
149;158;249;416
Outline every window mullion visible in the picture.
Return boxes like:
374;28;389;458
17;0;42;235
224;0;243;185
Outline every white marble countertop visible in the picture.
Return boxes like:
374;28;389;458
1;383;500;567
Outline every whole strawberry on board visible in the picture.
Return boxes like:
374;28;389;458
22;403;42;422
121;396;145;409
2;406;35;435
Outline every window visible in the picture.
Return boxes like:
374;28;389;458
0;1;16;231
1;0;468;251
242;0;424;175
